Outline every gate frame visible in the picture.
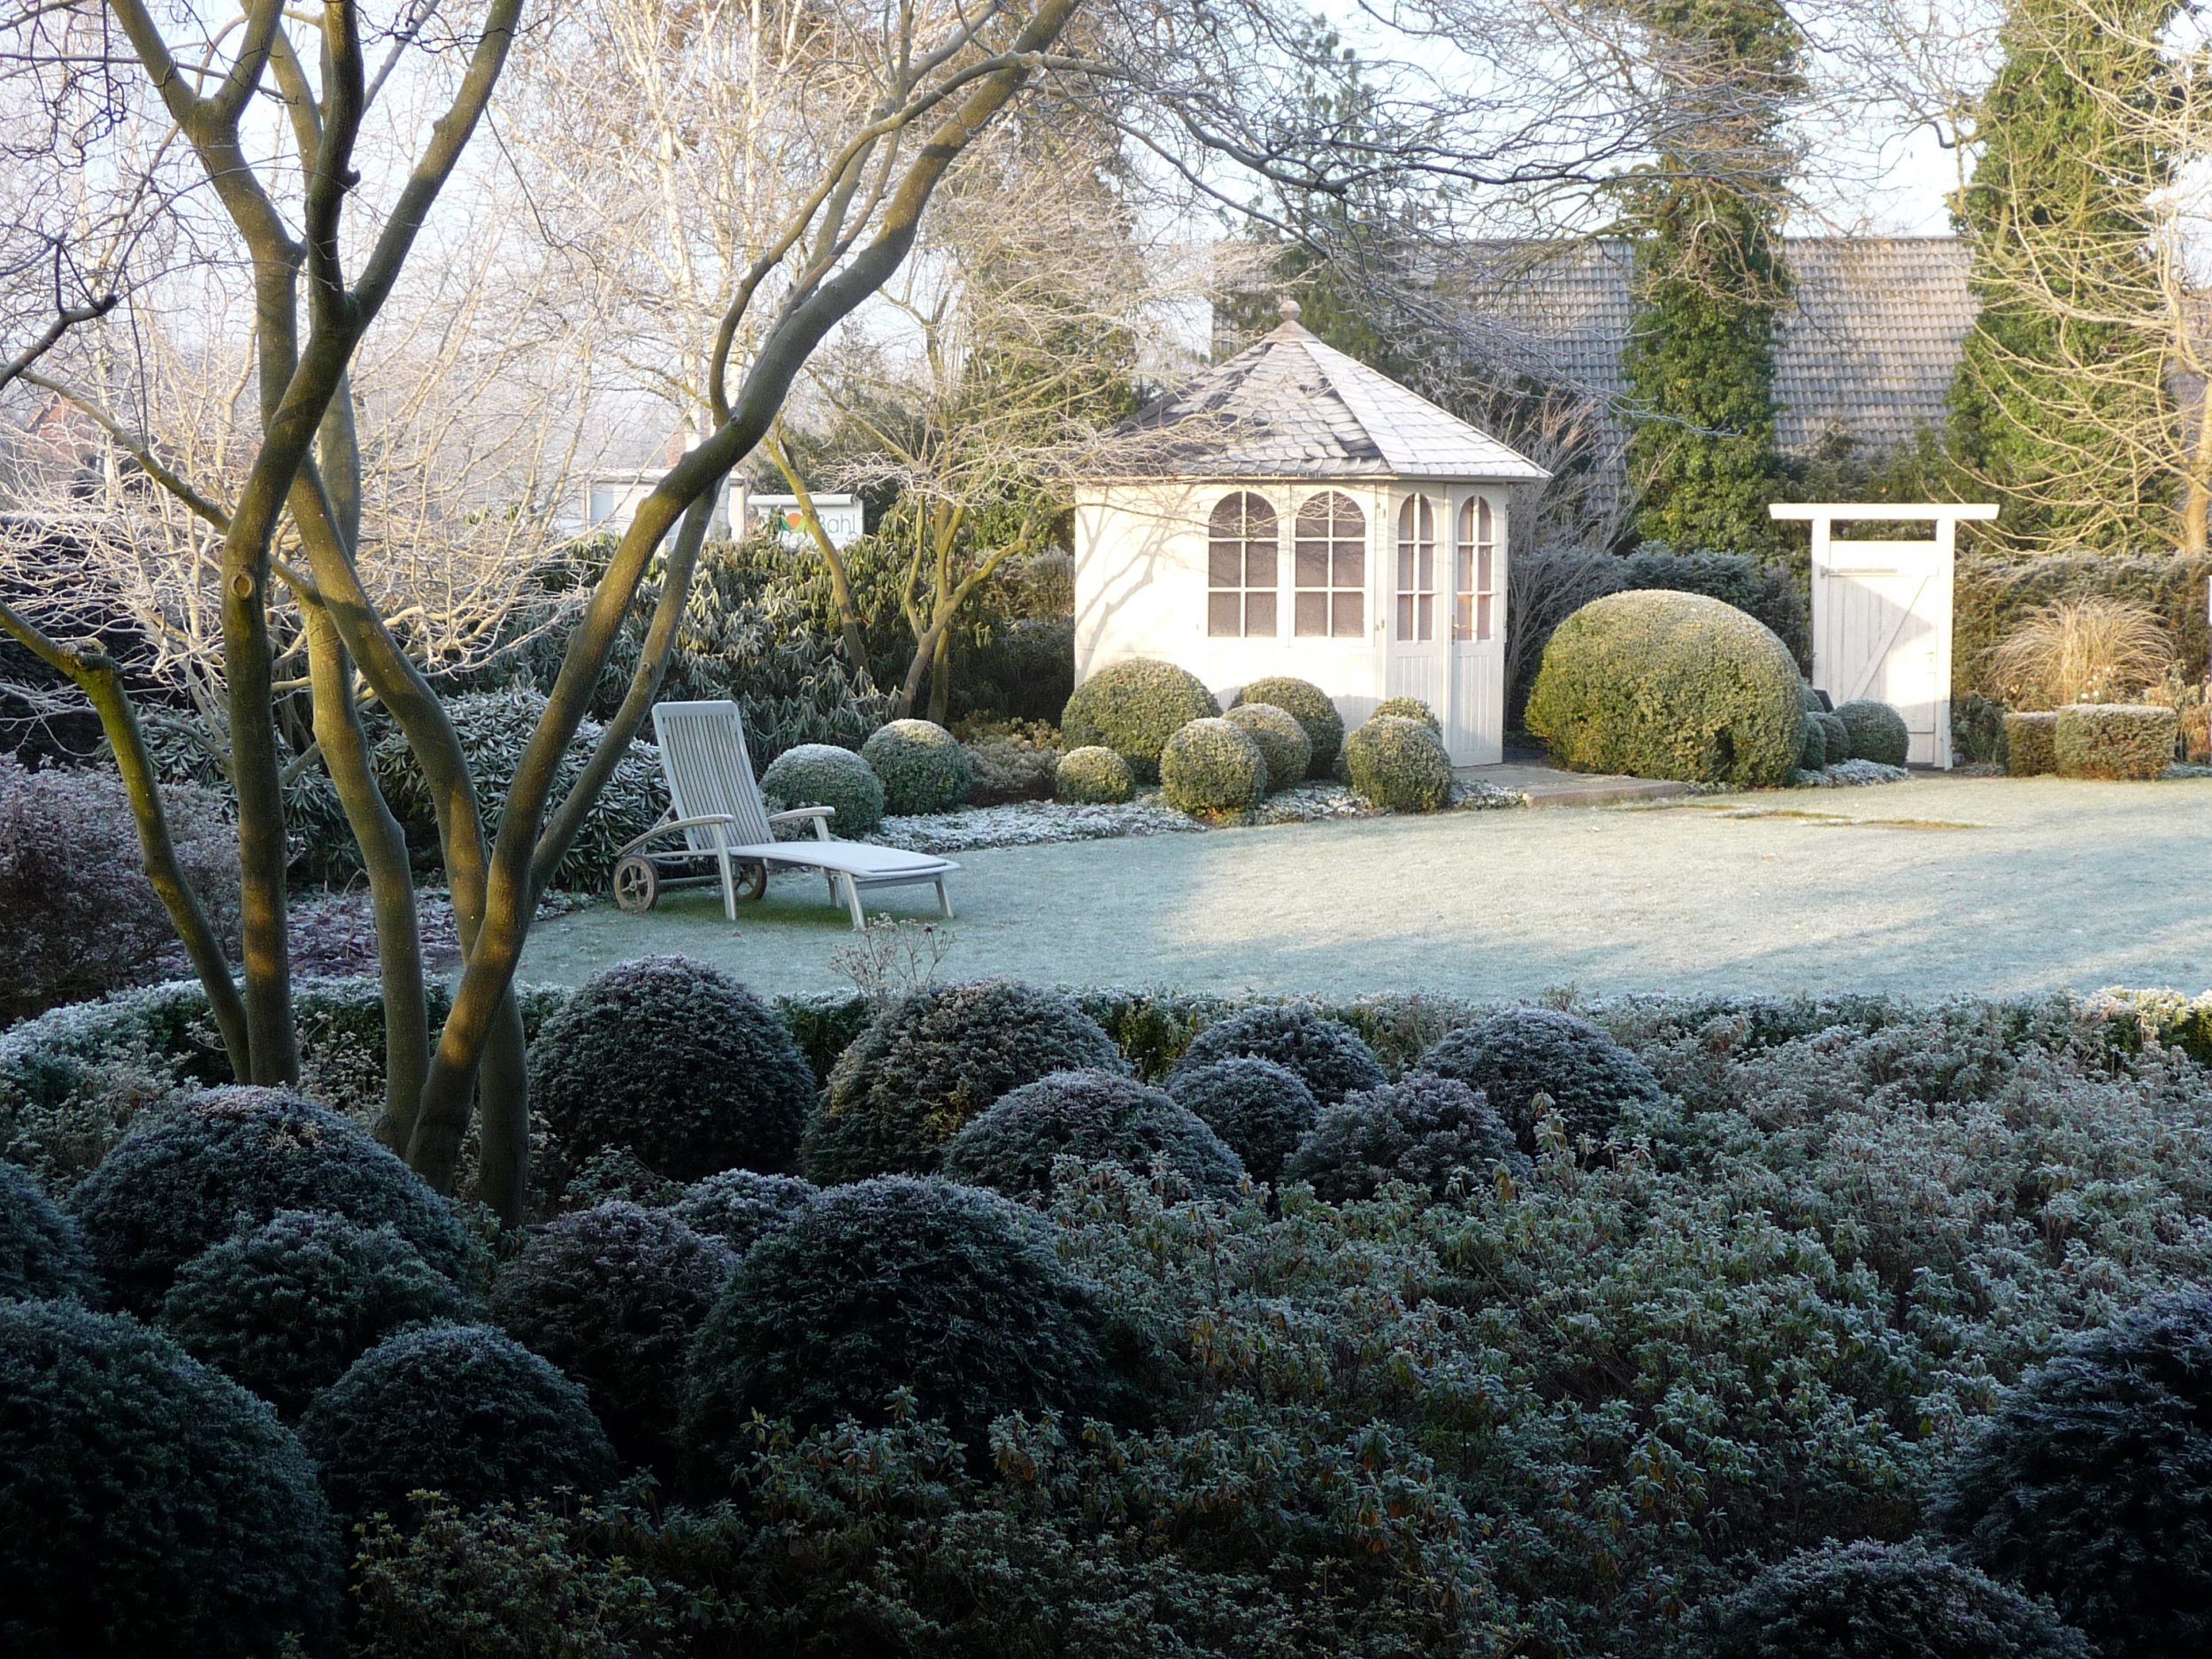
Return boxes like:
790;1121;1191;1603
1770;502;1999;771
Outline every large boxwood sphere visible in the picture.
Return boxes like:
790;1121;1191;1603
683;1177;1110;1462
1160;716;1268;816
489;1202;733;1466
1677;1539;2092;1659
0;1157;96;1303
1054;744;1134;804
157;1210;471;1417
674;1169;818;1255
0;1299;343;1656
1933;1286;2212;1658
66;1087;471;1314
1525;589;1802;785
1222;703;1312;793
1234;676;1343;777
530;956;816;1185
1164;1056;1319;1184
1835;697;1910;766
862;718;974;815
299;1322;618;1521
1371;695;1441;736
1283;1074;1529;1202
1171;1003;1386;1107
1344;714;1454;812
1416;1009;1663;1148
941;1068;1245;1202
803;979;1126;1182
1062;658;1221;782
760;742;885;835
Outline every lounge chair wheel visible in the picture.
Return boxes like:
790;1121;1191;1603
612;856;660;912
735;859;768;901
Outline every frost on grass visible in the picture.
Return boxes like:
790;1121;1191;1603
1792;760;1913;788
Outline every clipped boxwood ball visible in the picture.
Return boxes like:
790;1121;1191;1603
1834;697;1911;766
1172;1003;1386;1107
300;1322;617;1522
1371;695;1442;737
1235;676;1343;777
1797;713;1827;772
941;1068;1245;1202
1344;714;1453;811
803;979;1126;1182
0;1299;343;1657
862;718;973;815
157;1210;471;1418
684;1176;1108;1461
1055;744;1133;804
1933;1286;2212;1658
1164;1056;1319;1184
1416;1008;1663;1148
1677;1539;2092;1659
1816;709;1848;766
1222;703;1312;793
1283;1074;1528;1202
760;742;885;835
1525;589;1802;785
489;1202;733;1466
530;955;816;1185
674;1169;818;1255
1062;658;1221;782
0;1158;96;1304
66;1087;470;1315
1160;717;1267;816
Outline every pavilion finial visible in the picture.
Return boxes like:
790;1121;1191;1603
1277;295;1302;323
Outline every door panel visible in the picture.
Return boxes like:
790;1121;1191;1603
1814;536;1951;766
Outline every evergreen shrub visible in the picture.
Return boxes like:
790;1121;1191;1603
1054;744;1133;803
941;1068;1244;1201
804;980;1125;1182
158;1209;470;1417
1343;714;1454;811
1618;547;1812;672
862;718;973;814
66;1086;471;1313
2053;703;2177;780
958;722;1061;804
1222;702;1313;791
529;956;815;1185
0;1299;342;1657
1283;1073;1527;1202
1416;1008;1663;1147
1164;1056;1319;1183
1370;695;1441;735
684;1176;1109;1459
759;742;884;834
1159;717;1267;815
2005;710;2060;776
1171;1003;1386;1106
1062;658;1220;781
1798;713;1829;772
1816;710;1848;765
1525;589;1802;784
300;1322;617;1521
0;1157;95;1303
1835;698;1911;766
673;1169;818;1254
1233;675;1344;777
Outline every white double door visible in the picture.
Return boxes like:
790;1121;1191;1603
1385;490;1503;765
1812;533;1953;768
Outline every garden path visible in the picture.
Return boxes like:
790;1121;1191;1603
519;775;2212;1000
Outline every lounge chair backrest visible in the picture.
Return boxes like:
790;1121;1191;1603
650;700;774;850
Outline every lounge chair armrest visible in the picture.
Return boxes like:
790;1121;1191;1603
611;814;737;861
768;805;835;841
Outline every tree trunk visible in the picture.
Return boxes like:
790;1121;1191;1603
927;626;953;725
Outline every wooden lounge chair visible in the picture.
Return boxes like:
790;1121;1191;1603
609;700;957;930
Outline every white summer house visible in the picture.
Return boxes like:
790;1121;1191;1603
1071;300;1550;765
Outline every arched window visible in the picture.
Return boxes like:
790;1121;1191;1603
1294;491;1365;638
1455;495;1496;641
1207;491;1279;637
1395;495;1439;641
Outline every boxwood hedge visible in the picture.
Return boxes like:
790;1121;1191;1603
1062;659;1220;781
758;742;885;835
1159;717;1268;816
1416;1007;1664;1148
1171;1003;1386;1107
0;1157;96;1303
1164;1056;1319;1184
941;1068;1245;1201
1221;703;1312;792
1282;1073;1528;1202
1233;676;1343;777
861;718;974;815
672;1169;818;1255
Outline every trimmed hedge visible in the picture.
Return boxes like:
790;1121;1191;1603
1233;676;1344;777
1815;709;1848;766
2053;703;2177;780
1955;549;2212;702
759;742;885;835
1415;1008;1663;1148
488;1202;733;1466
1282;1074;1527;1202
0;1157;96;1303
158;1210;471;1417
804;980;1126;1182
1164;1056;1319;1184
2005;710;2060;777
1063;658;1220;782
1054;745;1133;803
1343;715;1453;812
65;1087;472;1314
1934;1286;2212;1658
0;1299;343;1656
1797;714;1827;772
1525;589;1802;785
1835;698;1910;766
672;1169;818;1255
862;719;973;815
1171;1003;1386;1107
683;1177;1110;1459
1159;717;1267;816
941;1068;1245;1202
300;1322;618;1522
1222;702;1312;792
529;956;815;1186
1371;695;1441;736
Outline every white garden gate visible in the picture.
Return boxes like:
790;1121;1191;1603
1770;503;1998;769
